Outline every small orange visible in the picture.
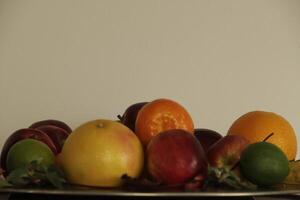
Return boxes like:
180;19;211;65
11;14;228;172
135;98;194;146
227;111;297;160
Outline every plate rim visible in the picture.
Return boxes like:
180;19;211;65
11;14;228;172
0;188;300;197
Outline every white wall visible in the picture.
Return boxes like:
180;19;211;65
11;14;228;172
1;0;300;157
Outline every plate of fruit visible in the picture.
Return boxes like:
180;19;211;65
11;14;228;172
0;98;299;197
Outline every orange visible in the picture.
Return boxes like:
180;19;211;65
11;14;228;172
135;98;194;146
57;119;144;187
227;111;297;160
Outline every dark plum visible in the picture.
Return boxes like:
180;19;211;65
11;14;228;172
194;128;223;153
118;102;148;132
35;125;69;153
29;119;72;134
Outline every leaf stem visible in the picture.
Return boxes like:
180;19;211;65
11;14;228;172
117;115;123;121
263;132;274;142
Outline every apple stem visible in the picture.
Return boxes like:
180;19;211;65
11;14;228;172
263;132;274;142
117;115;123;121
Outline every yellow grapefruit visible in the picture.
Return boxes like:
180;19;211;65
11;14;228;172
57;119;144;187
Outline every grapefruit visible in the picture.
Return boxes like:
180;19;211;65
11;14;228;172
57;119;144;187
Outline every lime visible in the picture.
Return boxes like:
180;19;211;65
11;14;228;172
6;139;55;172
240;142;290;186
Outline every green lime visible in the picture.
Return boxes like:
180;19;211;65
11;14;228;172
6;139;55;172
240;142;290;186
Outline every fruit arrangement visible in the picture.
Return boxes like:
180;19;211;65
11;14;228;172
0;98;299;192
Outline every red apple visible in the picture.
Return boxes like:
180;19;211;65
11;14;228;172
118;102;148;132
29;119;72;134
35;125;69;153
0;128;58;172
147;129;208;185
194;128;223;153
206;135;250;168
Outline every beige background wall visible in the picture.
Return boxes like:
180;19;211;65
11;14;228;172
0;0;300;157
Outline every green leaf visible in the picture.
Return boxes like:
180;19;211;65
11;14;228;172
0;179;12;188
6;168;31;186
206;167;257;190
45;165;66;189
45;172;65;189
4;160;67;188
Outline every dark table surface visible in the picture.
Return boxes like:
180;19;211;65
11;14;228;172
0;193;300;200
